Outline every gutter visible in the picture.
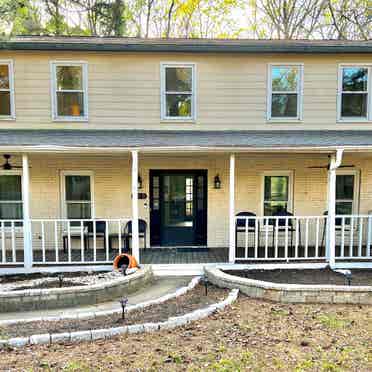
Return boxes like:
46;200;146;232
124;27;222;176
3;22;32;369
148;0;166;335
0;145;372;154
0;42;371;54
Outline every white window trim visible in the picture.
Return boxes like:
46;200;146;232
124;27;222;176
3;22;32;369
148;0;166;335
0;169;23;223
261;170;294;216
337;64;372;123
267;63;304;122
0;60;15;120
160;62;196;121
332;169;360;216
60;171;95;219
51;61;89;122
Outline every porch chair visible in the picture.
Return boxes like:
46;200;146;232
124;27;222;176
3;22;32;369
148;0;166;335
84;220;108;251
123;219;147;250
235;211;259;249
321;211;346;249
271;210;301;250
62;222;89;253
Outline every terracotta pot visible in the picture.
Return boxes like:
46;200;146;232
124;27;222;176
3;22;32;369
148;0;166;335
113;254;138;270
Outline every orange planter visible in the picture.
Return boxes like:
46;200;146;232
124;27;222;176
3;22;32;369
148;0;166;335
113;254;138;271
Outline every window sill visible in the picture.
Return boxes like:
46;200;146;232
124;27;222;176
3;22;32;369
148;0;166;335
266;118;303;124
160;118;196;124
53;117;89;122
337;118;372;123
0;116;16;121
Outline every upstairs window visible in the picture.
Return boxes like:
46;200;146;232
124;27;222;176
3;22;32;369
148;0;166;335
0;61;15;119
161;64;195;120
52;62;88;121
268;64;303;121
339;66;371;121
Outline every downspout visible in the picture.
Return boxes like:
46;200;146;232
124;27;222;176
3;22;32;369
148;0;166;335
327;148;344;268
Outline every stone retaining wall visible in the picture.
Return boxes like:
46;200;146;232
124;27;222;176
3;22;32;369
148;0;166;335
205;267;372;305
0;266;153;312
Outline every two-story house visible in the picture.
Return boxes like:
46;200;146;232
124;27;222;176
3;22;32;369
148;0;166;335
0;36;371;275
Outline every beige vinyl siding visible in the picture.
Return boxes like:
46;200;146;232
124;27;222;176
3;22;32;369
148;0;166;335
0;51;370;130
2;151;370;251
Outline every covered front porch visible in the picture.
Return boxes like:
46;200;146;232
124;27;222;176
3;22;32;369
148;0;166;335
0;130;372;273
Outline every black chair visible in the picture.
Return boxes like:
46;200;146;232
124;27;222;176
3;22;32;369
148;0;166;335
271;210;301;249
84;220;107;250
124;219;147;250
62;222;88;253
321;211;345;248
235;211;259;249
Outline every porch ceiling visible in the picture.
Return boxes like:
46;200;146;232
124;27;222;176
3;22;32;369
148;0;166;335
2;130;372;153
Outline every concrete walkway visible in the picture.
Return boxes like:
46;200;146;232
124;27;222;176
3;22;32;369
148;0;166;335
0;276;192;322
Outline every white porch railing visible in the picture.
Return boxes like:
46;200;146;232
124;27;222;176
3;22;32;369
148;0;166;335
30;218;131;265
0;220;24;265
235;215;372;261
334;215;372;260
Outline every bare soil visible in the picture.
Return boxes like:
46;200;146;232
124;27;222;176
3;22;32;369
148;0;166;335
0;284;227;339
224;268;372;286
0;296;370;371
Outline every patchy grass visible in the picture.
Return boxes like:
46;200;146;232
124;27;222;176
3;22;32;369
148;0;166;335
0;296;370;371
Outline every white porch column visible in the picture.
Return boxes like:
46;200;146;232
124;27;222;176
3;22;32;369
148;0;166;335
131;150;140;263
229;153;236;263
327;149;343;268
22;154;33;269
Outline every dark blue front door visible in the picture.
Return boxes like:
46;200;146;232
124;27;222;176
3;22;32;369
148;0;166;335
150;170;207;246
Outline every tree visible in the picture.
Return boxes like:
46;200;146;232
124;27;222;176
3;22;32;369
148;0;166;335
249;0;328;39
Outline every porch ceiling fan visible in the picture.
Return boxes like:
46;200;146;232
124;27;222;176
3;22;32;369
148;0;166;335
2;154;23;170
308;156;354;170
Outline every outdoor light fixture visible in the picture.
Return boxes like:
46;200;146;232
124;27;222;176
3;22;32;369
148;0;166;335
138;175;143;189
214;174;221;189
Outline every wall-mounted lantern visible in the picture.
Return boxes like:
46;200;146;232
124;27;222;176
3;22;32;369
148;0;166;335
214;174;221;189
138;175;143;189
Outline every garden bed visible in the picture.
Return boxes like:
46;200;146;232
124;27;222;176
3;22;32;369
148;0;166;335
0;284;228;339
0;271;126;292
224;268;372;286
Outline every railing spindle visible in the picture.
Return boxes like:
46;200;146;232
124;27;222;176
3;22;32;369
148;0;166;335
41;221;46;263
275;218;278;258
244;218;248;259
93;220;97;262
11;221;16;263
80;220;85;263
254;217;259;259
264;218;268;258
105;220;109;262
358;217;363;258
340;216;345;258
305;218;309;258
54;221;59;263
349;216;354;257
1;221;5;263
67;221;72;263
368;215;372;258
118;220;122;254
315;217;319;258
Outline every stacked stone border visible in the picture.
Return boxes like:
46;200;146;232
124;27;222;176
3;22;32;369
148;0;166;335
0;288;239;348
0;276;202;326
0;266;153;313
205;267;372;305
